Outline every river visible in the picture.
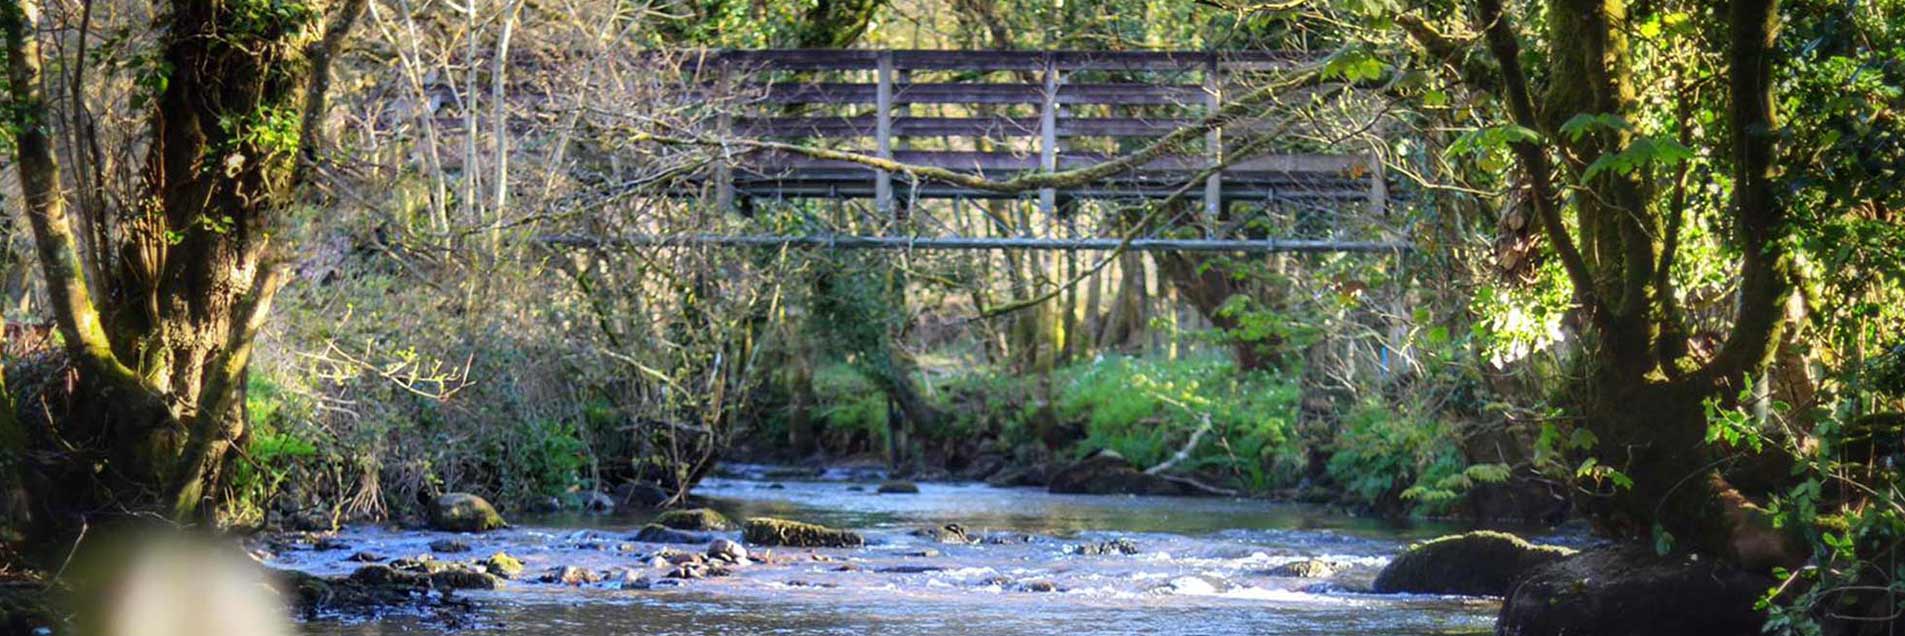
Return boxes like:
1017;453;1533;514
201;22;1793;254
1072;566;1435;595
281;474;1527;635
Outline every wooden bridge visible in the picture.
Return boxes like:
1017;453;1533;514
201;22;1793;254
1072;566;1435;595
572;49;1403;254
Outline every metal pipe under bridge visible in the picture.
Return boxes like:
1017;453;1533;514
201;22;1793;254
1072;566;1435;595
559;49;1405;255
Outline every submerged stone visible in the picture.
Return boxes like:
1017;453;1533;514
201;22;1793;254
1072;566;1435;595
1064;538;1140;556
428;493;507;532
1372;530;1574;596
428;539;471;553
876;480;920;494
634;524;712;544
742;517;865;548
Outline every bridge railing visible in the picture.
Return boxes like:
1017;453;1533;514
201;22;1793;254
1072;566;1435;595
661;50;1378;220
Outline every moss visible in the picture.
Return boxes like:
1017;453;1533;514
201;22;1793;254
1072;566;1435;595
742;517;863;548
481;552;524;578
654;508;733;531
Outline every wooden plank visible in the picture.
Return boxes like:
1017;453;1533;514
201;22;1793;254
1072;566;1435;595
746;82;1204;105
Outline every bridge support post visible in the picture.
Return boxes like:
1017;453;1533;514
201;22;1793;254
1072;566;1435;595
876;51;895;218
1038;53;1058;219
1203;53;1223;231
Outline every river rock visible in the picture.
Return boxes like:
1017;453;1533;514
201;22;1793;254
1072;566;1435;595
430;568;501;590
428;493;507;532
1065;538;1140;556
1372;531;1574;596
707;539;748;564
1046;450;1194;496
743;517;865;548
654;508;734;531
1021;580;1059;593
584;490;616;514
634;523;712;544
912;523;972;544
877;480;921;494
481;552;524;578
345;551;383;562
1497;545;1774;636
1267;559;1340;578
615;481;671;508
347;564;429;587
541;565;599;586
428;539;471;553
652;547;706;565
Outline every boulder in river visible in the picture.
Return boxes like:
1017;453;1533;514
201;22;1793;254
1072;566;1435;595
1046;451;1194;496
877;480;921;494
654;508;734;531
743;517;865;548
1372;530;1574;596
1497;545;1774;636
428;493;507;532
428;539;471;553
634;524;713;544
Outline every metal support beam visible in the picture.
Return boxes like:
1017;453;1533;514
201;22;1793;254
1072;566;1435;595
538;233;1412;254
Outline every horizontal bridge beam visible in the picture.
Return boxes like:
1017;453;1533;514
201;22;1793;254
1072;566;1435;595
538;234;1411;254
670;49;1316;72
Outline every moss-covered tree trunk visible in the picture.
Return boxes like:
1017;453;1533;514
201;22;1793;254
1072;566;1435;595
3;0;362;544
1469;0;1796;566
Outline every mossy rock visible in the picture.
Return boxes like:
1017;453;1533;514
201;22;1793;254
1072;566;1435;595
742;517;864;548
1372;531;1575;596
428;493;508;532
481;552;524;578
654;508;733;531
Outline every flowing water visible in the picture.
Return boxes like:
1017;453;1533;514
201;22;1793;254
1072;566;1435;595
281;473;1532;635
